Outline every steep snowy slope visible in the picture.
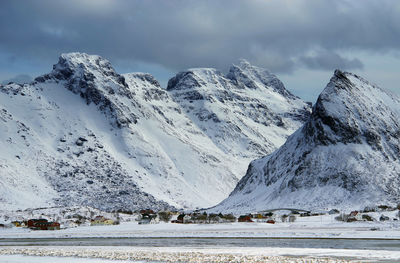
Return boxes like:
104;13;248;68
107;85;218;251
0;55;173;211
119;72;242;209
213;70;400;213
0;53;310;211
167;60;311;159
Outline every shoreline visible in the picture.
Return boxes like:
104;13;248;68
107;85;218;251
2;235;400;241
0;246;392;263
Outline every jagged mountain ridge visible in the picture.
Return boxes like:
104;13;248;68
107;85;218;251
0;53;310;211
167;60;311;159
211;70;400;213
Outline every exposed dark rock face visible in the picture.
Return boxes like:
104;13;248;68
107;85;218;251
41;132;174;212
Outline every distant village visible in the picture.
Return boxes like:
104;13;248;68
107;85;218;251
1;205;400;231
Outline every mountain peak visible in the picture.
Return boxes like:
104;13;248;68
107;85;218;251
227;60;296;99
237;58;252;68
34;52;122;85
59;52;105;66
166;68;222;91
56;52;119;80
324;69;356;94
308;70;400;147
34;53;137;128
168;61;297;100
212;70;400;213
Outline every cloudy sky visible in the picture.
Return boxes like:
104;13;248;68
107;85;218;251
0;0;399;101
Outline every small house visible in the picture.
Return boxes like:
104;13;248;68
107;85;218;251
27;219;48;228
238;215;253;222
64;220;79;228
348;211;363;221
93;216;106;221
252;214;269;223
46;222;61;230
91;216;115;226
28;219;60;230
139;214;159;224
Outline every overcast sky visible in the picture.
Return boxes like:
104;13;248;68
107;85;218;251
0;0;399;102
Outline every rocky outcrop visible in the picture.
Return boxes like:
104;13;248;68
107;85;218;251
35;53;139;128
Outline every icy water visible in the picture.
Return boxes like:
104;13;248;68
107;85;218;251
1;237;400;251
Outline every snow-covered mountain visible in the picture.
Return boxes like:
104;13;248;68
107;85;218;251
212;70;400;213
167;59;311;159
0;53;310;211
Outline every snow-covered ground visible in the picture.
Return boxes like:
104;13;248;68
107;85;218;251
1;212;400;239
1;246;398;262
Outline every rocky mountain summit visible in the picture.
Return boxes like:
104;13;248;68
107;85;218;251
0;53;310;211
35;53;140;128
167;59;311;159
212;70;400;213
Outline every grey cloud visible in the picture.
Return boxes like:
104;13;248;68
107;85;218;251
299;50;364;70
0;0;399;74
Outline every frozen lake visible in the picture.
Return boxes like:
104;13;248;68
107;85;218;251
1;237;400;251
